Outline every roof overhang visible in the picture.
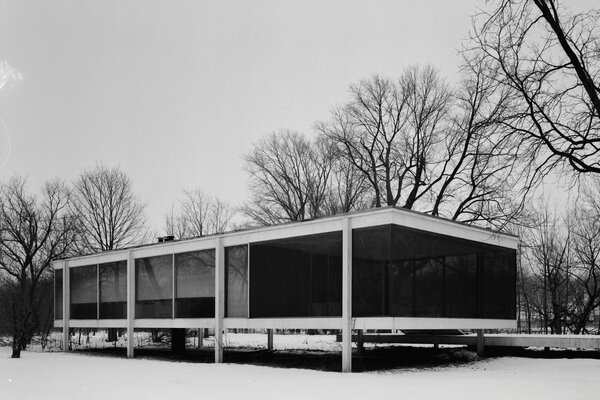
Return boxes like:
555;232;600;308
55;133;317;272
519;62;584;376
53;207;519;269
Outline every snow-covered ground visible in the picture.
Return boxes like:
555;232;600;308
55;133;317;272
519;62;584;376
1;333;600;399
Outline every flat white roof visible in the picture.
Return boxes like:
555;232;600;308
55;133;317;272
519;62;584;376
53;206;518;268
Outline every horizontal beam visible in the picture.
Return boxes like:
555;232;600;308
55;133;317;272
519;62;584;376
223;318;343;330
67;319;127;329
134;319;216;329
353;317;516;330
57;317;516;330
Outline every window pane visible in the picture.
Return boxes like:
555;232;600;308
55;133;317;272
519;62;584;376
249;232;342;318
481;250;517;319
99;261;127;319
444;254;478;318
70;265;97;319
311;252;342;316
413;258;444;317
250;244;310;317
390;260;414;316
392;224;516;319
175;249;215;318
226;245;248;317
54;269;63;320
352;226;390;317
135;255;173;318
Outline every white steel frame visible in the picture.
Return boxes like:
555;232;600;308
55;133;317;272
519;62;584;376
52;207;519;372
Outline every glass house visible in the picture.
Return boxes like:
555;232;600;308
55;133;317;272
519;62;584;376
53;207;518;371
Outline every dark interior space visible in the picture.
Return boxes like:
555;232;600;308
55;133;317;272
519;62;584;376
249;231;342;318
353;224;516;319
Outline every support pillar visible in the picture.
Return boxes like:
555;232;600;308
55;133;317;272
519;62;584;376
172;328;186;354
126;250;135;358
476;329;485;357
62;260;70;353
341;217;353;372
214;237;224;363
197;329;204;348
267;329;274;351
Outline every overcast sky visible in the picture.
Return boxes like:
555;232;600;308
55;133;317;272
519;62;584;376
0;0;594;231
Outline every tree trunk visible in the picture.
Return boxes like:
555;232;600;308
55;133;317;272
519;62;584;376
573;302;595;334
11;341;21;358
19;336;28;351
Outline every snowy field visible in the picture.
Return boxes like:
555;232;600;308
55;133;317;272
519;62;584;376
2;333;600;400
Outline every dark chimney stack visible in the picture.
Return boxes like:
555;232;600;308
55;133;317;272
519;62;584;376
157;235;175;243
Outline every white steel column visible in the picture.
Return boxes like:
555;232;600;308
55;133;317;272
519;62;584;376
197;329;204;348
62;260;70;352
341;217;353;372
127;250;135;358
476;329;485;356
214;237;225;363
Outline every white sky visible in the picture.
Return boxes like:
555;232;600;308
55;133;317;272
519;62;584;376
0;0;595;231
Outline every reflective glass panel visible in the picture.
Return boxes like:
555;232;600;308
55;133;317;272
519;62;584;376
249;231;342;318
353;226;390;317
444;254;478;318
390;260;414;316
481;251;517;319
70;265;97;319
226;245;248;317
392;224;516;319
175;249;215;318
135;255;173;318
351;224;517;319
99;261;127;319
413;258;444;317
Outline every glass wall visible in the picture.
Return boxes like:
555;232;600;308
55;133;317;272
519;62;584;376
175;250;215;318
54;269;63;320
249;232;342;318
99;261;127;319
353;224;516;319
353;226;390;317
225;245;248;317
136;255;173;318
480;251;517;318
444;254;478;318
70;265;98;319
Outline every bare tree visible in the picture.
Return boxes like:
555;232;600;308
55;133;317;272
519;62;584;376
520;187;600;335
318;66;529;228
469;0;600;175
164;188;234;239
322;144;372;216
431;54;534;228
242;130;334;225
318;69;452;209
71;164;146;252
0;176;76;358
567;178;600;333
522;205;572;333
